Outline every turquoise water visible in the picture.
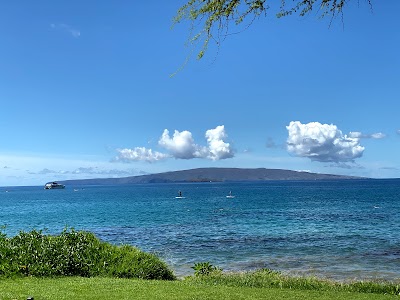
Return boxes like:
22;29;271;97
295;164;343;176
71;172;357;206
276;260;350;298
1;180;400;281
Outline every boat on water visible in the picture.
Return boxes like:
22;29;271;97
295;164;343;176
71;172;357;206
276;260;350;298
44;182;65;189
226;191;235;198
175;190;185;199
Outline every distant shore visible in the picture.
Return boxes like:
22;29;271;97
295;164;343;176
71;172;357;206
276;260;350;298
59;167;365;186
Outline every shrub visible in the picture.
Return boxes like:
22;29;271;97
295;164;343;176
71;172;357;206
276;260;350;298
0;228;175;280
105;244;175;280
191;262;222;276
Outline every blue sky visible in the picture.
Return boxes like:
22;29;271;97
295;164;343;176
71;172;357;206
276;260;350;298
1;1;399;186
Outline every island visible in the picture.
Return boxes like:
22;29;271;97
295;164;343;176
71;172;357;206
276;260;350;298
59;167;362;186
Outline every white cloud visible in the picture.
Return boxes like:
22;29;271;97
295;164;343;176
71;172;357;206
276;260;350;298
116;126;234;163
370;132;386;139
115;147;170;163
205;125;234;160
286;121;365;163
51;23;81;38
348;132;362;138
157;126;234;160
397;129;400;135
349;131;386;139
158;129;206;159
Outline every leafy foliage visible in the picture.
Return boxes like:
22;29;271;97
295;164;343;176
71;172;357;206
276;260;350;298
173;0;373;60
0;228;175;280
191;262;222;276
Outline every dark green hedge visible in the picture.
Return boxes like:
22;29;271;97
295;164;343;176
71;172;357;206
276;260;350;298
0;228;175;280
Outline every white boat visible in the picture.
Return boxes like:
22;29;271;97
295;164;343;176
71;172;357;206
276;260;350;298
44;182;65;189
226;191;235;198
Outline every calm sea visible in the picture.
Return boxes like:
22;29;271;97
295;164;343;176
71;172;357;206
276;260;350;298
1;180;400;281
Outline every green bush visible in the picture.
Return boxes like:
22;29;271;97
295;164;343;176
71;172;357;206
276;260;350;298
191;262;222;276
106;245;175;280
0;228;175;280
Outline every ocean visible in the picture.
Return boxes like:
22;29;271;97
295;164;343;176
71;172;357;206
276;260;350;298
1;179;399;281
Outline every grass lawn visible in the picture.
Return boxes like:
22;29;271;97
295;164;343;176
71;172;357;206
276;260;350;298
0;277;398;300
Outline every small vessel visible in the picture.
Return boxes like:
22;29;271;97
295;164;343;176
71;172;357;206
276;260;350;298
175;190;185;199
44;182;65;189
226;191;235;198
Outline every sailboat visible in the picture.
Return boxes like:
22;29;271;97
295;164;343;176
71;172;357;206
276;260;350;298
226;191;235;198
175;190;185;199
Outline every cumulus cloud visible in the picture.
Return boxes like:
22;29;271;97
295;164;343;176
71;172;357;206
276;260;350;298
115;147;170;163
115;125;234;163
158;129;206;159
205;125;234;160
51;23;81;38
349;132;386;139
286;121;365;163
158;125;233;160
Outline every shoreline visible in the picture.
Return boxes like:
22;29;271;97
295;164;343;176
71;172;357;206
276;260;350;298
167;256;400;283
172;266;400;284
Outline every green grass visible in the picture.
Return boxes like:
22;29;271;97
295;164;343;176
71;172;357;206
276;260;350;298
0;277;398;300
1;229;399;299
185;268;400;295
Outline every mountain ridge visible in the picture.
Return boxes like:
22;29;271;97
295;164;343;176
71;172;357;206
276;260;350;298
59;167;363;185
